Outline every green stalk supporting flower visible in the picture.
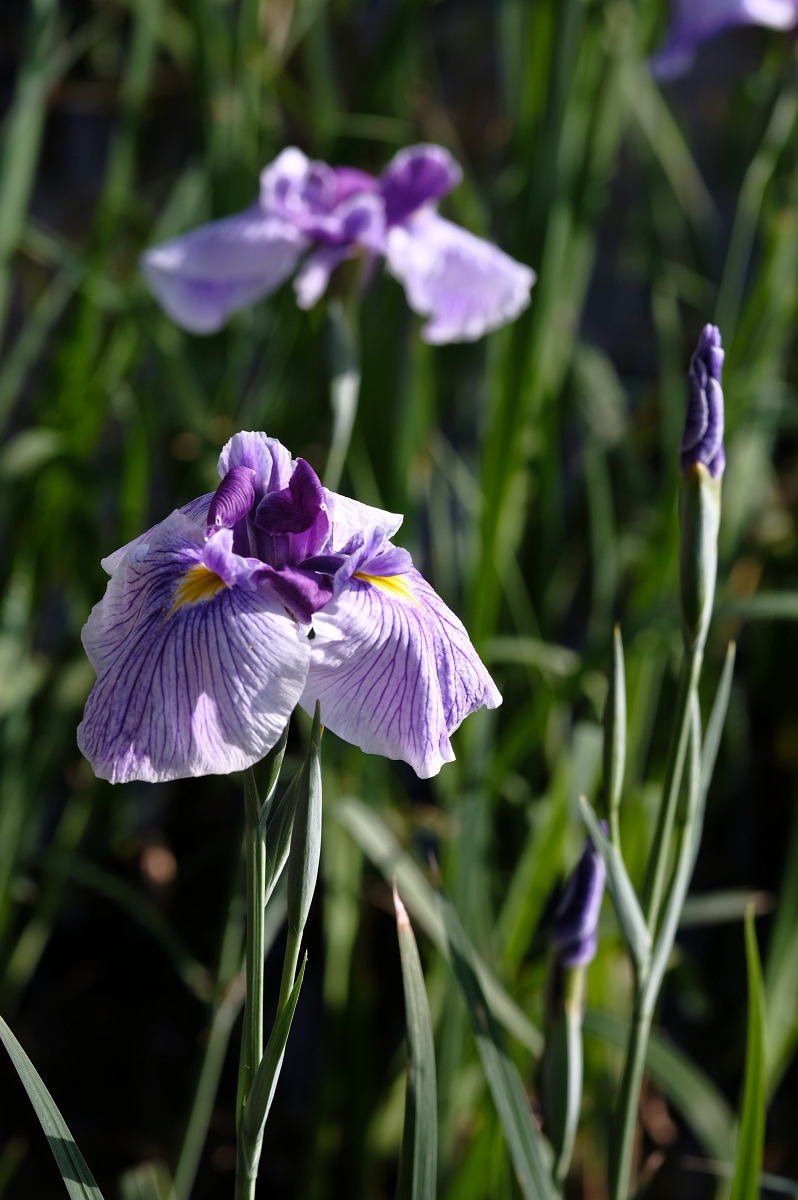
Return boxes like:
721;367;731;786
606;324;729;1199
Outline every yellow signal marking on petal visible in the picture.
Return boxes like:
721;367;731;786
353;572;421;609
167;563;227;618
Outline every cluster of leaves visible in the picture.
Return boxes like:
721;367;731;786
2;0;798;1196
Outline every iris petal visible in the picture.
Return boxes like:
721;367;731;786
78;512;310;783
141;209;308;334
300;567;500;778
385;210;535;344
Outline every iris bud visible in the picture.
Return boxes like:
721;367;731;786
679;325;724;650
552;833;606;968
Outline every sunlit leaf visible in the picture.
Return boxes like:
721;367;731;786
730;906;767;1200
0;1014;105;1199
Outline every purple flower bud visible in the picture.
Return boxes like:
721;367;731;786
552;833;606;968
681;324;725;480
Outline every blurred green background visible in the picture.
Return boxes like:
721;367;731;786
2;0;798;1195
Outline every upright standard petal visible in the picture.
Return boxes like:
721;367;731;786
381;144;463;226
141;209;308;334
78;512;311;783
217;431;294;496
385;209;535;344
651;0;798;80
300;566;500;778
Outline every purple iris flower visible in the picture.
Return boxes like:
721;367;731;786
651;0;798;80
681;323;725;480
77;431;501;784
552;833;606;968
141;145;535;344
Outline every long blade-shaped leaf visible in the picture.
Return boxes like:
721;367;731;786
583;1009;736;1161
241;956;307;1155
334;797;543;1055
394;886;437;1200
439;893;556;1200
730;907;766;1200
579;796;651;969
0;1014;105;1199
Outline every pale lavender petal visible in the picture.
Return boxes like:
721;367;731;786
100;493;214;575
300;567;500;778
381;144;463;226
141;209;308;334
78;512;310;783
322;492;404;552
207;466;256;530
385;210;535;344
217;431;294;496
294;245;353;310
651;0;798;80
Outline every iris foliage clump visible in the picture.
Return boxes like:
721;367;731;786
2;0;798;1197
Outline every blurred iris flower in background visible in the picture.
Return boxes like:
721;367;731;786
651;0;798;79
77;432;500;785
141;144;535;343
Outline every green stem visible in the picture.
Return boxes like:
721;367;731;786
642;644;701;935
277;928;302;1013
608;997;652;1200
235;768;267;1200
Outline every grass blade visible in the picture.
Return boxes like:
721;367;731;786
439;891;556;1200
0;1014;105;1199
583;1008;736;1161
579;796;651;969
334;797;543;1055
394;886;437;1200
241;955;307;1155
730;906;767;1200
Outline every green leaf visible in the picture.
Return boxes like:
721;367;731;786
439;892;557;1200
680;889;773;928
241;955;307;1160
0;1014;105;1199
497;722;602;974
583;1009;736;1161
730;906;767;1200
286;701;323;937
699;641;736;807
579;796;651;969
715;592;798;621
765;784;798;1095
394;886;437;1200
482;636;580;678
334;797;543;1055
603;623;627;849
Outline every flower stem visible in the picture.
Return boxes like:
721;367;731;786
235;767;267;1200
641;643;702;935
277;928;302;1013
608;997;652;1200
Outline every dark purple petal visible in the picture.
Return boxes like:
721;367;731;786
207;466;256;530
257;564;335;623
681;324;725;480
381;144;463;226
255;458;331;566
552;835;606;968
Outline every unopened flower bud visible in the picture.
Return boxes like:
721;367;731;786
679;325;724;650
552;833;606;968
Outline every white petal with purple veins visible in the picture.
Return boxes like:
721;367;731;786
323;493;404;550
101;493;214;575
141;209;308;334
300;567;500;777
385;209;535;344
79;512;310;783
